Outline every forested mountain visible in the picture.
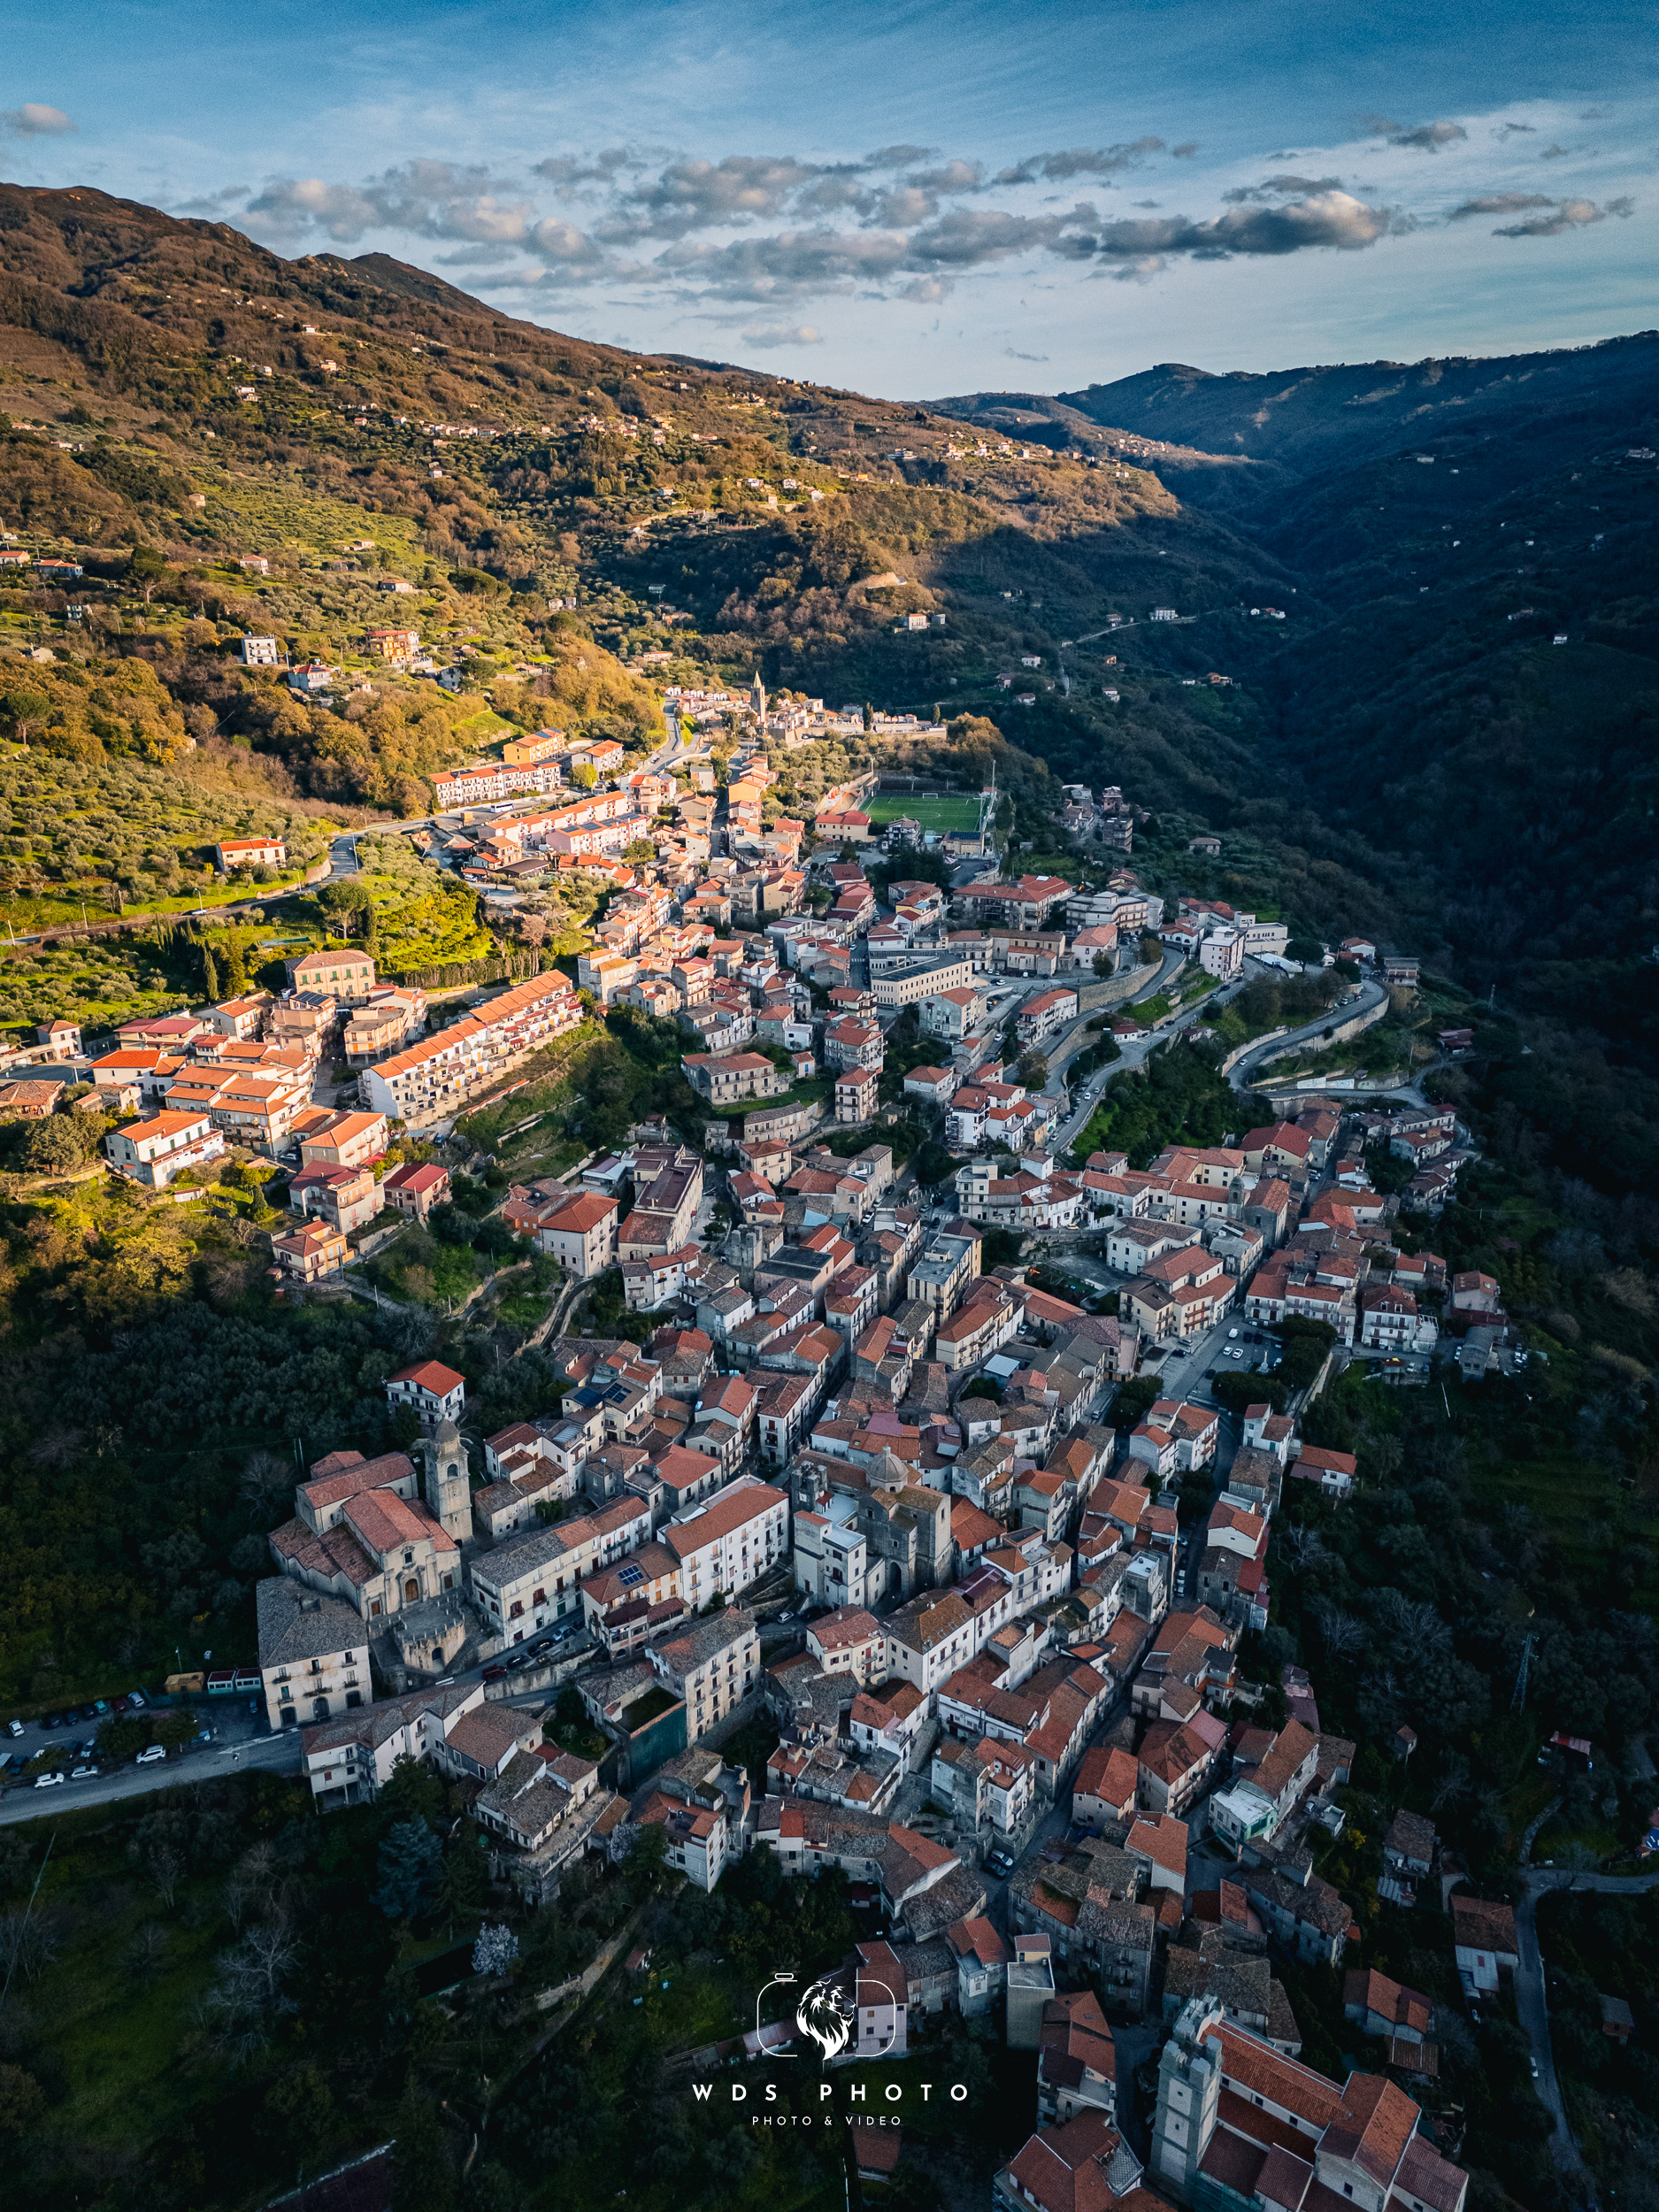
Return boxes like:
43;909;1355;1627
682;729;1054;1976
933;336;1659;1075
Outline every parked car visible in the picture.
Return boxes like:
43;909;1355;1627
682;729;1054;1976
41;1712;64;1731
70;1764;100;1781
4;1719;20;1739
505;1653;531;1671
90;1699;110;1717
34;1769;65;1788
984;1847;1016;1878
126;1690;147;1709
134;1744;167;1765
481;1664;508;1683
4;1753;27;1777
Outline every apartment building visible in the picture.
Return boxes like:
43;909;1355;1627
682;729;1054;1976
524;1190;619;1278
645;1609;760;1733
256;1580;373;1731
664;1478;790;1607
681;1050;789;1105
359;973;582;1121
288;949;379;1003
470;1494;655;1640
105;1109;226;1188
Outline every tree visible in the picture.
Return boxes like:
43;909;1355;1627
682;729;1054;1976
22;1116;87;1175
572;760;598;790
0;2064;46;2138
375;1819;444;1921
1109;1374;1164;1431
96;1714;150;1763
472;1924;520;1977
391;2076;458;2212
0;687;51;749
439;1825;490;1919
320;879;373;936
200;940;222;1001
205;1918;300;2062
1093;951;1115;979
127;544;167;604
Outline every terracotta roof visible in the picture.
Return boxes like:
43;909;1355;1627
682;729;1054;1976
389;1359;465;1394
1451;1896;1517;1957
1126;1812;1188;1881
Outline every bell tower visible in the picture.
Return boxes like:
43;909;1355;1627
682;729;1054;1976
1152;1997;1225;2202
422;1418;472;1544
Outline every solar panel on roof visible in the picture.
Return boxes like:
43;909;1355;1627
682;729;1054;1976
617;1563;645;1588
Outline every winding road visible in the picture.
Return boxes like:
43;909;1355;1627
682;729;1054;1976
1512;1866;1659;2193
1222;975;1391;1095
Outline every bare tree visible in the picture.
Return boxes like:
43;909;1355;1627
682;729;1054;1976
1317;1609;1365;1660
1432;1757;1472;1813
202;1920;300;2064
145;1842;185;1910
240;1450;291;1515
0;1909;59;1985
1281;1525;1327;1570
123;1922;171;1985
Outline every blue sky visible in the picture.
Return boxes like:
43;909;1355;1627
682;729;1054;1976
3;0;1654;395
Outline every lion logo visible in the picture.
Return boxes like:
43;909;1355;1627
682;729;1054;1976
795;1972;856;2060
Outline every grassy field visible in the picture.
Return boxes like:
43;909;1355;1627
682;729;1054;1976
862;793;980;831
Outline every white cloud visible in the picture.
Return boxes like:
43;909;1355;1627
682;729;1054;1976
741;322;822;347
2;103;74;136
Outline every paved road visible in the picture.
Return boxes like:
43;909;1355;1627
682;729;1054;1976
1224;976;1391;1095
1055;956;1263;1154
1514;1867;1659;2187
1;1727;301;1825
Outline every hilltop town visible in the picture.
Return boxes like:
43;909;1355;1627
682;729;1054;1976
0;187;1655;2212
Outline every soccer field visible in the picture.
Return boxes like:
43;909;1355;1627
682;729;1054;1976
863;793;981;831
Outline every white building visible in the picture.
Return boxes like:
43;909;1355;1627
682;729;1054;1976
664;1478;790;1607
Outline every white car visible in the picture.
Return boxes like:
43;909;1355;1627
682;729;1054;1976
33;1769;65;1788
134;1743;167;1765
70;1763;100;1780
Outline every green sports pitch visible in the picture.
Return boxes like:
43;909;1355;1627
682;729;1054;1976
862;794;981;832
